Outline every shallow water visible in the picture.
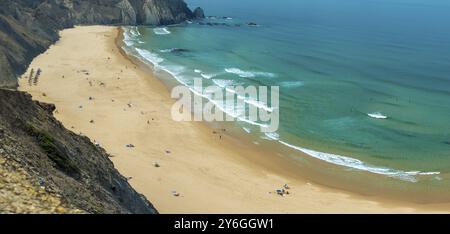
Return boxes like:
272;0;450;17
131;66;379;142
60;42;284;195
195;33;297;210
121;0;450;200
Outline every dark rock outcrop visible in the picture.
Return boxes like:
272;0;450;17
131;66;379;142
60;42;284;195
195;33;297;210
0;0;203;88
131;0;196;25
0;89;157;214
193;7;205;19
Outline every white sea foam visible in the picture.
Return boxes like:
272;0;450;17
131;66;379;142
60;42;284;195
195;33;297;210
225;88;236;94
149;70;246;122
200;93;246;119
133;48;193;88
201;73;217;79
244;99;274;112
163;64;186;76
225;68;253;78
153;27;171;35
264;132;280;141
235;94;274;113
280;81;304;88
122;40;194;90
129;27;141;36
278;140;440;183
368;112;388;119
419;172;441;176
123;39;134;46
159;48;188;53
194;69;202;73
243;127;252;133
159;48;174;53
135;48;164;66
123;28;137;46
212;79;234;88
207;94;269;127
203;86;222;94
225;68;276;78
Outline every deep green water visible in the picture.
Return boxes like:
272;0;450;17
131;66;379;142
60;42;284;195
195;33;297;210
122;0;450;196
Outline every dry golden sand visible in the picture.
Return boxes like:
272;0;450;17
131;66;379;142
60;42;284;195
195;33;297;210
18;26;447;213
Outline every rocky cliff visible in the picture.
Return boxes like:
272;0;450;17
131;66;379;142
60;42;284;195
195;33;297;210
0;0;202;88
0;89;157;214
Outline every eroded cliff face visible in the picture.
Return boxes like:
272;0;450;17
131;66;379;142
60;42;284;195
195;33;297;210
0;0;202;88
0;89;158;214
64;0;196;25
131;0;194;25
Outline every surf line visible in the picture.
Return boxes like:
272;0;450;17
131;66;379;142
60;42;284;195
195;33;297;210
171;78;280;133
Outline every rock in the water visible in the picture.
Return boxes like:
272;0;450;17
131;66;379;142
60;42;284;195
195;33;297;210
167;48;190;54
193;7;205;19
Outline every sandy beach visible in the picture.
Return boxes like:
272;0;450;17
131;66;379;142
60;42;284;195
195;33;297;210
18;25;447;213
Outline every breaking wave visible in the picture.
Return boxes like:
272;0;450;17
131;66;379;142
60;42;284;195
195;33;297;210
225;68;276;78
153;27;171;35
278;140;439;183
368;112;388;119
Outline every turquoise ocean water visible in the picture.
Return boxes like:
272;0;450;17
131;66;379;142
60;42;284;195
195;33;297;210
122;0;450;201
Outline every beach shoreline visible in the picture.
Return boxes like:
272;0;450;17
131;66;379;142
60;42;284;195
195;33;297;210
18;25;449;213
